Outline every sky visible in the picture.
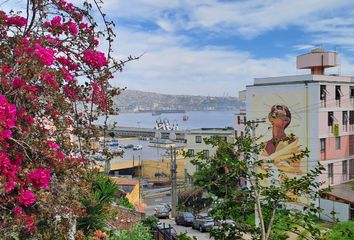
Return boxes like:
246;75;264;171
4;0;354;96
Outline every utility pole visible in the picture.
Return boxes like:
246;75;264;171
170;146;178;218
249;119;265;229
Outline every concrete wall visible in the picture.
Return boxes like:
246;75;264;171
319;198;350;222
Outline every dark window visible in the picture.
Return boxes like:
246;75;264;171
343;111;348;125
320;85;327;100
243;116;247;124
343;160;348;181
335;137;341;150
237;116;240;124
187;149;194;156
328;112;334;126
335;86;342;100
350;86;354;98
240;131;244;137
223;136;227;141
203;150;209;158
350;111;354;125
235;130;237;137
320;138;326;153
195;136;202;143
328;163;333;184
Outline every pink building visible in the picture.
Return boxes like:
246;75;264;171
238;49;354;220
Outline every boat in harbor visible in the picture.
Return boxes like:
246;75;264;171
152;109;186;116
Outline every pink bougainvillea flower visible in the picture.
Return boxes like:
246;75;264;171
50;16;62;28
83;49;107;69
28;168;51;189
18;190;36;207
41;71;59;90
47;140;59;151
6;16;27;27
24;215;37;232
67;20;78;36
0;95;16;140
5;179;15;192
12;77;26;88
13;206;23;216
34;44;55;66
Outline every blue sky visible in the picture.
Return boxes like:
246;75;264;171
99;0;354;96
4;0;354;96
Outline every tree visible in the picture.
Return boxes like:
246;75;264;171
191;125;325;240
0;0;136;238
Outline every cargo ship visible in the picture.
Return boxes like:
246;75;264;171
152;109;186;116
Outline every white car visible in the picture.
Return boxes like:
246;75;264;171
133;145;142;150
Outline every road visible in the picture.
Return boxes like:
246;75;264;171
159;218;213;240
144;194;213;240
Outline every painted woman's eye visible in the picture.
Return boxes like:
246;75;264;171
276;105;283;110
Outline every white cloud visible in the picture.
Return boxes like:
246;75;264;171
111;27;304;96
100;0;354;38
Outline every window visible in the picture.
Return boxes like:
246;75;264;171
350;111;354;125
240;131;244;137
343;111;348;125
350;86;354;98
195;136;202;143
320;85;327;100
234;130;237;137
343;160;348;181
328;163;333;184
223;136;228;142
328;112;334;126
335;137;341;150
237;116;240;124
320;138;326;153
243;116;247;124
187;149;194;156
202;149;209;158
335;85;343;100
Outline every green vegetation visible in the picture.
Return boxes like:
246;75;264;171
325;221;354;240
177;232;197;240
77;174;118;235
117;196;135;210
141;215;159;230
108;224;154;240
191;125;325;240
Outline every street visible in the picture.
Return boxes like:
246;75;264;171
144;194;213;240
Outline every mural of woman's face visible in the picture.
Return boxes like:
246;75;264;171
268;105;291;129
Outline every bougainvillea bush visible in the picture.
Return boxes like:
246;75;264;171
0;0;132;238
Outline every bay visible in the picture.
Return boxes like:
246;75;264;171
99;111;236;129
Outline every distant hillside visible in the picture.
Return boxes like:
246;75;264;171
113;90;243;113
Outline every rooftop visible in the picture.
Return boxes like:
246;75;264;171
252;74;354;86
322;181;354;205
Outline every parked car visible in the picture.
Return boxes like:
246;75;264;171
133;145;143;150
215;219;236;228
123;144;134;149
175;212;194;226
154;206;170;219
192;214;215;232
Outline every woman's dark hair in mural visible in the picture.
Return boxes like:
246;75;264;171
265;104;294;155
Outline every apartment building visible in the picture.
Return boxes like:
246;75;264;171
239;48;354;220
184;128;235;175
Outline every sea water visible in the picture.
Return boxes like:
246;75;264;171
98;110;236;129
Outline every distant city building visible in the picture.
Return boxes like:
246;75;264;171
239;48;354;221
184;128;234;176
